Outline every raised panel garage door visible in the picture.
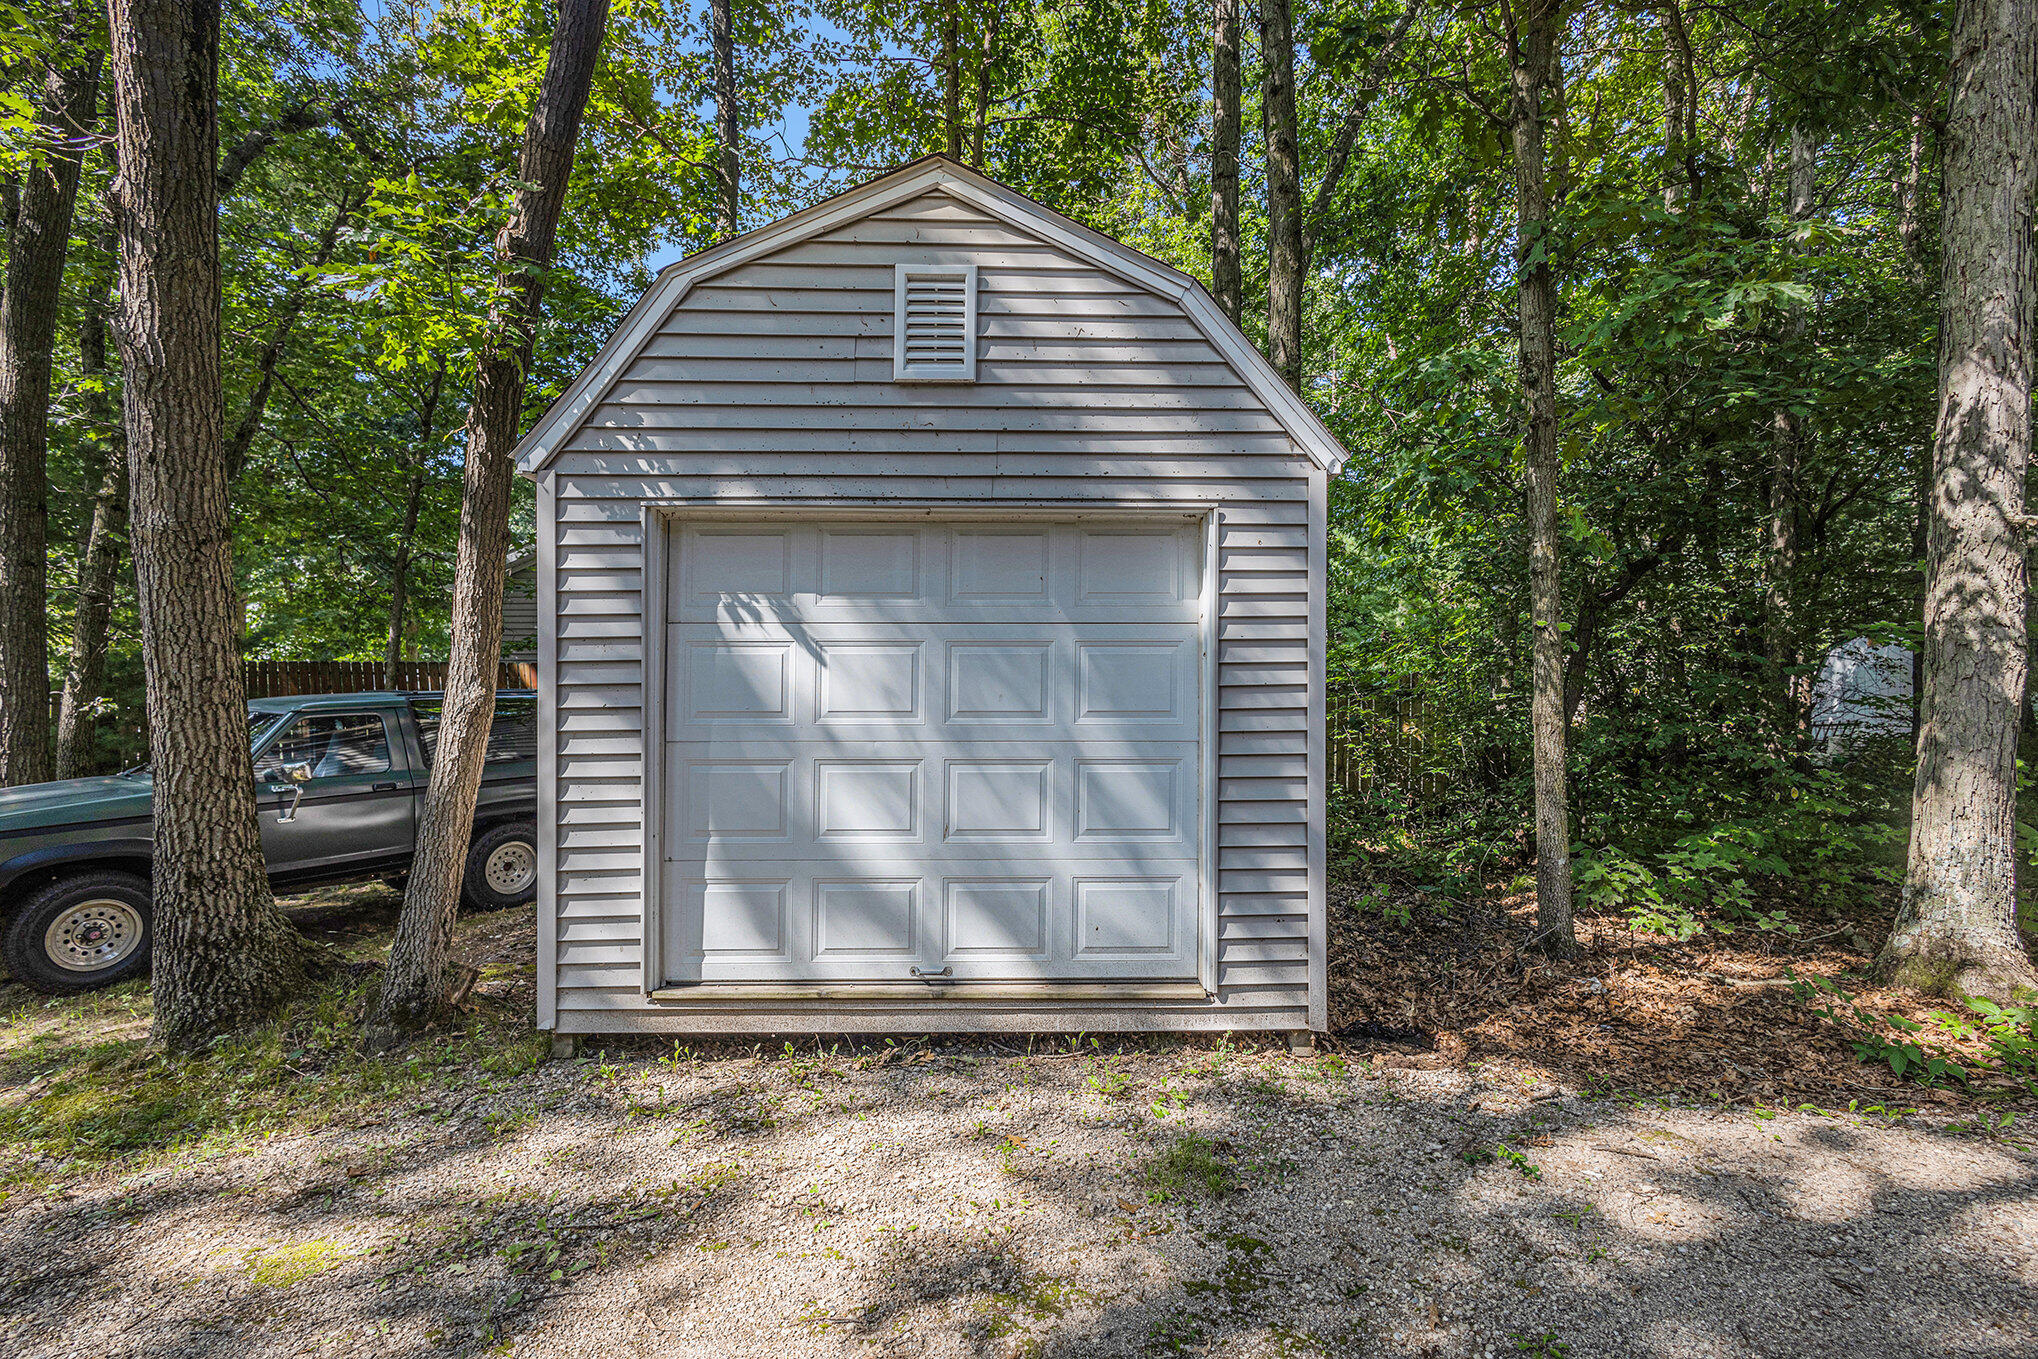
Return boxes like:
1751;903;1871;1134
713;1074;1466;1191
659;518;1205;984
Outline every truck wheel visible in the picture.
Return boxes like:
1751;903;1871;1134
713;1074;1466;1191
462;822;538;912
3;871;153;994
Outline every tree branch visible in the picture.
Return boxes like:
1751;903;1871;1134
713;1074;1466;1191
1304;0;1424;262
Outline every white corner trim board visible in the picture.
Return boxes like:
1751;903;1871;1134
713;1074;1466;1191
511;157;1348;479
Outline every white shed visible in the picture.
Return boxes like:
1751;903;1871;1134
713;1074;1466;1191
516;156;1347;1046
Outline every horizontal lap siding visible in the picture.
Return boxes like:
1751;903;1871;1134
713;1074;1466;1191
545;188;1314;1031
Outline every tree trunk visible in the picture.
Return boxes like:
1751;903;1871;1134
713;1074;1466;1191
383;467;424;690
54;214;127;780
1507;0;1577;957
107;0;316;1049
0;40;99;788
1658;3;1692;210
1209;0;1241;326
1901;115;1930;739
384;364;444;691
224;188;353;481
710;0;738;238
968;5;1000;168
1878;0;2038;1003
1260;0;1302;389
1761;126;1817;728
941;1;962;159
1897;113;1929;281
368;0;609;1041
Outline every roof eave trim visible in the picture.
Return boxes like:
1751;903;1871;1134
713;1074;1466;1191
515;158;1349;478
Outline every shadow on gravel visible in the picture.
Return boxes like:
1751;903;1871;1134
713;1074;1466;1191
2;1043;2035;1359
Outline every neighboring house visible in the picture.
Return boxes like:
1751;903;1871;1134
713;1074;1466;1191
514;156;1348;1046
503;548;539;663
1810;637;1913;752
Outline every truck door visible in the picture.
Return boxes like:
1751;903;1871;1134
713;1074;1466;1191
254;709;417;882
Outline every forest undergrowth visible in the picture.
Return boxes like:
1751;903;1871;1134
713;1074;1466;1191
1326;863;2038;1120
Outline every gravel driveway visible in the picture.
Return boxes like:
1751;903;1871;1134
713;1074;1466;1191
1;1043;2032;1359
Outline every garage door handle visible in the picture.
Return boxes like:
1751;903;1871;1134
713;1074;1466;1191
910;967;952;980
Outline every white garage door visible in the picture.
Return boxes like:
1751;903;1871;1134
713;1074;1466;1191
659;517;1205;984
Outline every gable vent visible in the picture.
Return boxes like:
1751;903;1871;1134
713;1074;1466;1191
893;263;978;382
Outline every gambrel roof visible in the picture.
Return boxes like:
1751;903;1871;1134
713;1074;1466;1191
514;155;1348;477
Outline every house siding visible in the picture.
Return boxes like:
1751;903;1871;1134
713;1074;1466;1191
535;187;1323;1036
502;559;540;661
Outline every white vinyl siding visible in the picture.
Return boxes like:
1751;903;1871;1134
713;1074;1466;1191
535;184;1322;1036
502;558;539;661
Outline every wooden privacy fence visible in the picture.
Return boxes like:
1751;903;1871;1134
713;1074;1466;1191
1327;687;1458;802
243;659;539;698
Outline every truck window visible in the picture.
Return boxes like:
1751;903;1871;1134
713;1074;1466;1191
411;696;537;767
255;713;392;780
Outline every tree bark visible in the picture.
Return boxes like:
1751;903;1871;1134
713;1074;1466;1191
54;214;127;780
710;0;738;238
368;0;609;1041
1260;0;1303;389
107;0;316;1049
1901;114;1931;738
384;364;444;691
1658;3;1692;210
1209;0;1241;326
967;4;1000;168
0;39;99;787
1761;126;1817;727
941;1;962;159
1507;0;1577;957
1879;0;2038;1003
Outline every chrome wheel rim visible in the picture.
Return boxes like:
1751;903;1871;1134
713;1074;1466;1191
483;841;537;896
44;899;145;973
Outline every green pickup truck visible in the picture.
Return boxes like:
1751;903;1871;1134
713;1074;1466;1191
0;690;540;994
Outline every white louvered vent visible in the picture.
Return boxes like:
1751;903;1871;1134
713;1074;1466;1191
893;263;978;382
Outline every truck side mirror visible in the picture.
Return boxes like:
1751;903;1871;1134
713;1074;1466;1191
274;761;313;823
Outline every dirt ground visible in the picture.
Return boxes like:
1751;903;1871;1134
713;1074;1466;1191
1;887;2035;1359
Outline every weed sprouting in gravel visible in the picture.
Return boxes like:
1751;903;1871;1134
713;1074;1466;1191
1146;1133;1234;1200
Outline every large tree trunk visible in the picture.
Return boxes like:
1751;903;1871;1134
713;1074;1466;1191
54;214;128;780
0;39;99;788
1878;0;2038;1003
710;0;738;238
1260;0;1303;390
1208;0;1241;326
368;0;609;1041
1508;0;1577;957
1761;126;1816;727
107;0;316;1049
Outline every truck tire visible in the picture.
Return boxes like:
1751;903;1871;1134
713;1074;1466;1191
462;821;538;912
3;871;153;994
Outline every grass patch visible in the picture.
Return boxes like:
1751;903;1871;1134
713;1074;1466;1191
245;1238;347;1287
0;971;544;1187
1146;1133;1234;1199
